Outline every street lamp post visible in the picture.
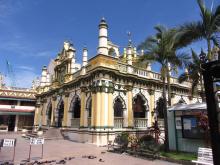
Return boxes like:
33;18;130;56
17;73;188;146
200;50;220;165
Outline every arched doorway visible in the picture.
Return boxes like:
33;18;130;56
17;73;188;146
70;96;81;128
57;100;64;127
155;97;165;129
113;96;125;128
46;103;52;127
86;96;92;127
133;94;148;128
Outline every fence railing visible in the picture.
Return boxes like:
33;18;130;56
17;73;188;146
134;118;148;128
114;117;124;128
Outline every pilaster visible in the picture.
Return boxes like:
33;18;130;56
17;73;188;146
63;92;69;127
125;85;133;127
80;88;86;127
148;88;155;126
108;93;114;128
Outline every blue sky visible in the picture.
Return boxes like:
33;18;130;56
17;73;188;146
0;0;216;87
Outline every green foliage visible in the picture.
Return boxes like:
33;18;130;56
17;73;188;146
114;132;129;149
138;135;161;152
160;151;197;161
177;0;220;60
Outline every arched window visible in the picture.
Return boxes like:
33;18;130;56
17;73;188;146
71;96;81;118
133;95;146;118
108;48;116;56
114;98;124;117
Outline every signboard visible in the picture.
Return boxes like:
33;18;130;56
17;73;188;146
30;138;44;145
28;138;44;161
0;138;16;161
2;139;16;147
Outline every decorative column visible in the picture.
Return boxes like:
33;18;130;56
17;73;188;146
80;87;86;127
95;92;101;127
148;88;155;126
51;96;56;126
97;18;108;55
63;92;69;127
34;100;41;126
91;93;96;127
108;92;114;128
14;115;19;132
125;85;133;127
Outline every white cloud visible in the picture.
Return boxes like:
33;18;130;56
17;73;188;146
17;65;34;71
5;70;39;88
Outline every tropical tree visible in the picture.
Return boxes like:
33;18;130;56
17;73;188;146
137;25;189;151
177;0;220;60
178;49;205;101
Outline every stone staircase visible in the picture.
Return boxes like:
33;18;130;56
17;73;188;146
44;128;64;140
24;128;64;140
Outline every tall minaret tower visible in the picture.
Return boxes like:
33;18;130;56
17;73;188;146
81;47;88;75
40;66;47;87
97;18;108;55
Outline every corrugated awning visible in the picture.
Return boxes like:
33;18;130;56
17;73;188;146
168;102;207;111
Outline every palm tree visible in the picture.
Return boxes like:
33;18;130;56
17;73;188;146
178;49;205;101
138;25;189;151
177;0;220;60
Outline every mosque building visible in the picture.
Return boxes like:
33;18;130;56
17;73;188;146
34;18;201;146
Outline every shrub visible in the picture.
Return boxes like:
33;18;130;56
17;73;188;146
139;135;160;152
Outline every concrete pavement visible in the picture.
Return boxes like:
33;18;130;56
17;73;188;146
0;133;180;165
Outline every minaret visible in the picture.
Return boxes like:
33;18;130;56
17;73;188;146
133;47;137;58
70;46;76;74
97;18;108;55
82;47;88;67
127;45;132;65
46;73;50;86
123;48;127;58
40;66;47;87
81;47;88;75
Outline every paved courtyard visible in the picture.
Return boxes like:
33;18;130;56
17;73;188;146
0;133;179;165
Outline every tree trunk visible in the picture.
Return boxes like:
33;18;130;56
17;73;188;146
207;39;212;61
162;71;169;151
200;74;205;102
166;66;172;106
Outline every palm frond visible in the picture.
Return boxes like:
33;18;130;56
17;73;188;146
177;21;204;48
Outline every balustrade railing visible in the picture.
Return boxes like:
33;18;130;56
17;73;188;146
134;68;148;78
134;118;148;128
114;117;124;128
71;118;80;128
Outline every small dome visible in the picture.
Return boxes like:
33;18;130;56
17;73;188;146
99;17;108;28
